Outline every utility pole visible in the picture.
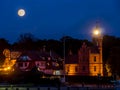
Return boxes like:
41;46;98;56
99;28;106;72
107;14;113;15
62;37;66;83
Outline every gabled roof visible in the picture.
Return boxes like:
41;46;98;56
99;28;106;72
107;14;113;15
17;51;43;61
65;42;100;64
17;50;61;62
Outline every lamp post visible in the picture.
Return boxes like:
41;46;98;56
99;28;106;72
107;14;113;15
92;23;103;87
92;23;103;48
62;37;66;83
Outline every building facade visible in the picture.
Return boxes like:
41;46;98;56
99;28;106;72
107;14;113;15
15;50;63;76
65;32;103;76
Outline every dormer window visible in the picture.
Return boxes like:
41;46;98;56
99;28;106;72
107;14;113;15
20;55;31;61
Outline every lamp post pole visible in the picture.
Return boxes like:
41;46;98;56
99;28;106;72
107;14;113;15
63;37;66;83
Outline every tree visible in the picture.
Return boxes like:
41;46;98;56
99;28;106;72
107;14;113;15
60;36;92;56
12;33;37;50
107;47;120;75
103;35;120;76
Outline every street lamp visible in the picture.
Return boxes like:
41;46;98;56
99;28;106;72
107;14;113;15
92;22;103;86
61;36;69;83
62;37;66;83
93;29;100;35
92;27;101;37
92;23;103;47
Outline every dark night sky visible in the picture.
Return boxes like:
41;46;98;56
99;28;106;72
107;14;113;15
0;0;120;43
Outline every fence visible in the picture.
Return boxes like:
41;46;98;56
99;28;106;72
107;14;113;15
0;86;115;90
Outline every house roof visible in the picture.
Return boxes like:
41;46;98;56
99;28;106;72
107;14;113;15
16;50;61;62
65;42;100;64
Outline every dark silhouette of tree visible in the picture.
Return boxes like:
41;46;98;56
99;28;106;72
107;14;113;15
12;33;37;50
103;35;119;62
46;39;63;57
107;47;120;76
0;38;10;51
103;35;120;76
60;36;92;56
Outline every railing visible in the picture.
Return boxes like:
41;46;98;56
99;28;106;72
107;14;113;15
0;85;115;90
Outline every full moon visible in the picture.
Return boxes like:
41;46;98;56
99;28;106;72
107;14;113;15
18;9;25;17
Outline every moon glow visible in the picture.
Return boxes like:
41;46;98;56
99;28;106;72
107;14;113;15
18;9;25;17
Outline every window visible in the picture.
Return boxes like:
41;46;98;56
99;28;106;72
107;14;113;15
36;63;39;66
82;66;86;71
67;66;69;72
41;62;45;66
18;63;23;67
42;57;45;60
94;66;96;71
24;63;27;67
75;66;78;72
94;56;96;62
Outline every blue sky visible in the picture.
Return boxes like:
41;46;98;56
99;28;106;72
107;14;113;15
0;0;120;43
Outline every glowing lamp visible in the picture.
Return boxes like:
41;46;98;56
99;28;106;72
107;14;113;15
93;29;100;35
92;27;102;37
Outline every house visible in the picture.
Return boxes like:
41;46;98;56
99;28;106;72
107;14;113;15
65;26;103;77
15;50;63;76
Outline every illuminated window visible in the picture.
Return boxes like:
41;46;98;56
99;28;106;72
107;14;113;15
94;56;96;62
94;66;96;71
